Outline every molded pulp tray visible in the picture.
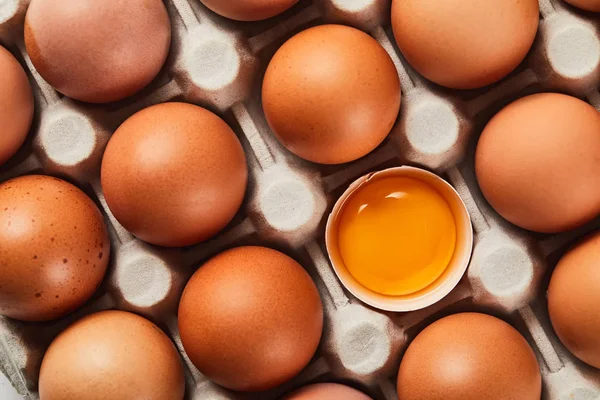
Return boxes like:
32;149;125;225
1;0;600;399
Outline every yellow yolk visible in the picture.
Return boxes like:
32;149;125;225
337;176;457;296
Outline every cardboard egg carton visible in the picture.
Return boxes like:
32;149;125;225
1;0;600;398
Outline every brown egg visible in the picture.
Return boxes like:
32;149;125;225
565;0;600;11
283;383;372;400
548;232;600;368
101;102;248;247
391;0;539;89
200;0;298;21
475;93;600;233
397;313;541;400
39;310;185;400
178;246;323;392
24;0;171;103
0;175;110;322
0;46;34;166
262;24;401;165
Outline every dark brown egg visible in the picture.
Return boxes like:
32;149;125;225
262;24;401;165
178;246;323;392
283;383;372;400
397;313;541;400
564;0;600;11
0;175;110;322
391;0;539;89
0;45;34;166
200;0;298;21
24;0;171;103
101;102;247;248
475;93;600;233
39;310;185;400
548;232;600;368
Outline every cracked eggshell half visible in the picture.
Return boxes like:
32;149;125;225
326;167;473;312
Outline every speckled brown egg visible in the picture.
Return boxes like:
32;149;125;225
475;93;600;233
39;310;185;400
178;246;323;392
548;232;600;368
283;383;373;400
0;45;34;167
564;0;600;11
0;175;110;322
101;102;248;248
200;0;298;21
262;24;401;165
391;0;539;89
24;0;171;103
397;313;541;400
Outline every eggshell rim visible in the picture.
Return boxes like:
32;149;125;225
325;166;473;312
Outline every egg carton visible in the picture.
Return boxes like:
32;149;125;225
1;0;600;399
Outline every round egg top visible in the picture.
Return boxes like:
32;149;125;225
564;0;600;11
25;0;171;103
397;313;541;400
0;175;110;322
200;0;299;21
101;102;248;248
178;246;324;392
548;232;600;368
262;24;401;165
475;93;600;233
283;383;373;400
391;0;539;89
39;310;185;400
0;45;34;167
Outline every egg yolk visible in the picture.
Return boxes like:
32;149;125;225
337;176;457;296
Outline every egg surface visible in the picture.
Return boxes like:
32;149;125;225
564;0;600;11
262;24;401;164
397;313;541;400
548;232;600;368
101;102;248;247
39;310;185;400
0;46;34;167
178;246;323;392
391;0;539;89
0;175;110;322
25;0;171;103
475;93;600;233
200;0;298;21
283;383;372;399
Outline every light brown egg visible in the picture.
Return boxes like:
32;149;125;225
548;232;600;368
283;383;372;400
397;313;541;400
24;0;171;103
565;0;600;11
178;246;323;392
391;0;539;89
200;0;298;21
101;102;248;248
39;310;185;400
262;24;401;165
475;93;600;233
0;46;34;166
0;175;110;322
